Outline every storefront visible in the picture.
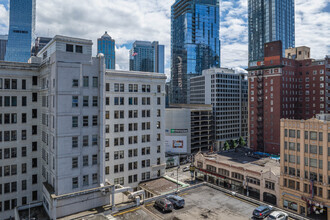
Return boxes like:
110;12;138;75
302;196;328;220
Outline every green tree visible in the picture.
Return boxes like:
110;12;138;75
231;140;238;149
223;141;230;151
239;136;246;147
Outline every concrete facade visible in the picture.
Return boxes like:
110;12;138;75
0;35;166;219
280;115;330;220
190;68;248;150
165;104;213;155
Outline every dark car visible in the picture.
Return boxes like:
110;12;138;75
166;195;185;208
154;198;173;213
252;205;272;219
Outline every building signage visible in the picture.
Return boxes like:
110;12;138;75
165;136;187;153
170;129;188;133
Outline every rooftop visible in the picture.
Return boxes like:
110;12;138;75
197;148;280;176
139;177;182;195
167;104;213;110
106;69;167;80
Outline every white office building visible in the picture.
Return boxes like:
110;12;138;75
190;68;248;150
0;35;166;219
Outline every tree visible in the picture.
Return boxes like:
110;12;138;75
230;140;238;149
223;141;230;151
239;136;246;147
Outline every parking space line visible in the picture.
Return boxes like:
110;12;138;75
145;202;154;207
112;207;141;216
142;206;163;220
179;193;188;196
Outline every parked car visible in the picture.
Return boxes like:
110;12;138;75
267;211;288;220
252;205;273;219
166;195;185;208
182;166;190;172
154;198;173;213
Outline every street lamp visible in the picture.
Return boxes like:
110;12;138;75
176;165;180;193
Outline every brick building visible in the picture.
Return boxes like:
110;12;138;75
248;41;330;154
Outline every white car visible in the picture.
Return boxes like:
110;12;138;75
182;166;190;172
267;211;288;220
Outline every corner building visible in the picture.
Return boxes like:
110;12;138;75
248;41;330;154
280;115;330;220
0;35;166;219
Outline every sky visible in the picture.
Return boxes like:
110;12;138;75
0;0;329;80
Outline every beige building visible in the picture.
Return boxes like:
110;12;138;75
280;114;330;220
194;150;280;206
285;46;310;60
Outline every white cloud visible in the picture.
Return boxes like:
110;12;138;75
0;0;329;73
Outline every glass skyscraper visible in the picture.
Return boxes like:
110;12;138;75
129;41;165;73
5;0;36;62
97;31;115;69
248;0;295;66
171;0;220;104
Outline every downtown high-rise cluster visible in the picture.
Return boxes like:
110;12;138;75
0;0;329;219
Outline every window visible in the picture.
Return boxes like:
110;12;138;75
72;157;78;168
72;116;78;128
83;96;89;107
157;85;161;93
76;45;83;53
157;97;161;105
22;96;27;106
83;116;89;126
72;96;78;107
304;131;308;139
92;155;97;165
92;173;98;184
66;44;74;52
83;175;89;186
32;174;38;184
83;76;89;87
92;115;98;126
92;135;98;146
289;130;295;138
310;131;317;140
92;77;98;88
72;137;78;148
106;83;110;91
72;177;78;189
309;158;317;168
72;79;79;87
92;96;98;106
105;111;110;119
157;109;161;117
310;145;317;154
83;136;89;147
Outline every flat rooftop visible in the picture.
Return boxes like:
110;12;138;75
200;149;280;176
113;185;258;220
139;177;183;195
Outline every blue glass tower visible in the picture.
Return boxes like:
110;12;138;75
97;31;115;69
5;0;36;62
171;0;220;104
129;41;165;73
248;0;295;66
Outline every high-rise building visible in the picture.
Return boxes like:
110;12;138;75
171;0;221;104
129;41;164;73
280;115;330;219
248;0;295;66
248;41;330;154
97;31;115;69
190;68;248;150
5;0;36;62
0;35;166;219
0;35;8;60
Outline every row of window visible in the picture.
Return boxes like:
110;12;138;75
283;178;329;199
105;83;162;93
0;160;37;176
0;190;36;213
72;173;98;189
102;172;151;184
72;96;98;107
105;97;161;106
0;127;38;142
72;155;98;168
107;109;160;119
0;78;27;90
0;176;38;196
285;129;330;142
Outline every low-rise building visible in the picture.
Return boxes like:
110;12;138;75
280;115;330;219
165;104;213;163
194;149;280;206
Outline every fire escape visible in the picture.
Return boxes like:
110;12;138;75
257;71;264;152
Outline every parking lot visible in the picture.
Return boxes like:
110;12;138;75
113;185;259;220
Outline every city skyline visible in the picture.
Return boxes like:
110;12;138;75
0;0;329;78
